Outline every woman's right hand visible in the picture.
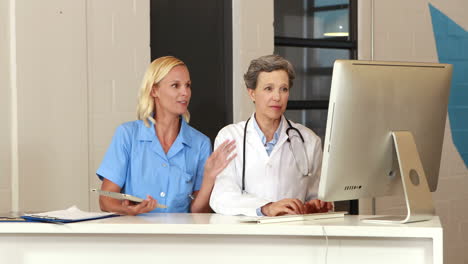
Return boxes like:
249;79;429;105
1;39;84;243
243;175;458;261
261;198;306;216
203;139;237;182
304;199;333;214
121;195;158;216
190;139;236;213
99;179;158;215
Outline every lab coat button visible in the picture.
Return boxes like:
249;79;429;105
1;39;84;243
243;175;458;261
160;192;166;197
162;163;167;167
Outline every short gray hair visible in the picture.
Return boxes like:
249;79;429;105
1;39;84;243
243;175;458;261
243;54;295;89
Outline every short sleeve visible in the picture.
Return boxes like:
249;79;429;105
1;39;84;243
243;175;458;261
96;124;132;188
193;137;212;192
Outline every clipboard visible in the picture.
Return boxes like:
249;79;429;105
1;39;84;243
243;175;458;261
91;189;167;209
21;206;119;224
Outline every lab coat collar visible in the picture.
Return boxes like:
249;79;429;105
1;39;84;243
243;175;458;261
252;114;282;146
272;115;289;154
247;113;289;157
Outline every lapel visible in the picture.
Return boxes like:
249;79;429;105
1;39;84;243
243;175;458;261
167;118;191;159
245;113;269;162
245;113;289;162
269;115;289;157
138;118;191;162
142;121;169;162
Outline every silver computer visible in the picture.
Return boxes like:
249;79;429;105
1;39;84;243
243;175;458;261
318;60;452;223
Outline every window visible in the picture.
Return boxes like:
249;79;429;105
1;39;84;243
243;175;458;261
274;0;358;213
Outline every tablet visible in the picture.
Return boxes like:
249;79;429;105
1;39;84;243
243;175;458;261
91;189;168;208
91;189;144;203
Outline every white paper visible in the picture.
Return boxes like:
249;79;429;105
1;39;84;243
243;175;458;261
24;205;115;221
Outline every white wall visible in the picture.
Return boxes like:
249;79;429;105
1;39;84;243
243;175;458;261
0;0;150;213
359;1;468;263
232;0;274;122
0;0;12;213
87;0;150;211
15;0;89;212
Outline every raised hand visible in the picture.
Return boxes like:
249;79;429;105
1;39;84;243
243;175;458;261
204;139;237;181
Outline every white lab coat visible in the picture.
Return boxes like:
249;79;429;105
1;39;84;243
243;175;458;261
209;113;323;216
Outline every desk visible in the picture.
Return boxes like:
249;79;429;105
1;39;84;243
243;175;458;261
0;214;442;264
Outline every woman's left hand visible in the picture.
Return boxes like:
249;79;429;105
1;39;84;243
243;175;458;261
204;139;237;181
304;199;334;213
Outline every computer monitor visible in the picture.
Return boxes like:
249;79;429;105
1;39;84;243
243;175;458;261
318;60;452;223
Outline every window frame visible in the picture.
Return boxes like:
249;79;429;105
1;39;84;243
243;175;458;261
274;0;358;214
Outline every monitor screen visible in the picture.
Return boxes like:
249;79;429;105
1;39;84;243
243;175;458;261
318;60;452;223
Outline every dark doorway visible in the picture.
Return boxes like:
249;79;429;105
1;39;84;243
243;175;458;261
150;0;233;143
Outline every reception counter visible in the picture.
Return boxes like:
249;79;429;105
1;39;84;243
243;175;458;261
0;214;442;264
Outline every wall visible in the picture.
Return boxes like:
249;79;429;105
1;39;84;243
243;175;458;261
358;1;468;263
0;0;150;213
0;0;12;213
232;0;274;122
86;0;150;212
15;0;89;212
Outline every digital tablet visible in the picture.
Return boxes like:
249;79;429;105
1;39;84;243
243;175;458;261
91;189;144;203
91;189;168;208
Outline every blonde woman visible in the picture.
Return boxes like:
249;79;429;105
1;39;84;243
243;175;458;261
97;56;236;215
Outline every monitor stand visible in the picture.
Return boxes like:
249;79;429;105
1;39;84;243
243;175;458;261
361;131;435;224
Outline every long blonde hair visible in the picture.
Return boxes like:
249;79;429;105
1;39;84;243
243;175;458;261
137;56;191;127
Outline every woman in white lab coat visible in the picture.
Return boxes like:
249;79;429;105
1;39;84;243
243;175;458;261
209;55;332;216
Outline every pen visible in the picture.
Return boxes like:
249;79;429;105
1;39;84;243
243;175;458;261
0;217;27;222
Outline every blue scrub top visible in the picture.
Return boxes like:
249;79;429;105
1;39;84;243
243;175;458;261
96;118;211;213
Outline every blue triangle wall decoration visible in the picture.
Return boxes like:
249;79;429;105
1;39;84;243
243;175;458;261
429;4;468;168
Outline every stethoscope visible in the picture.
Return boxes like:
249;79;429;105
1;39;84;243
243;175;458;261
241;116;305;193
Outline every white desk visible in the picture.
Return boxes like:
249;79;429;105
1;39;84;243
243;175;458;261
1;214;442;264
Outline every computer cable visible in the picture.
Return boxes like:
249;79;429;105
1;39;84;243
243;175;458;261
322;225;329;264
